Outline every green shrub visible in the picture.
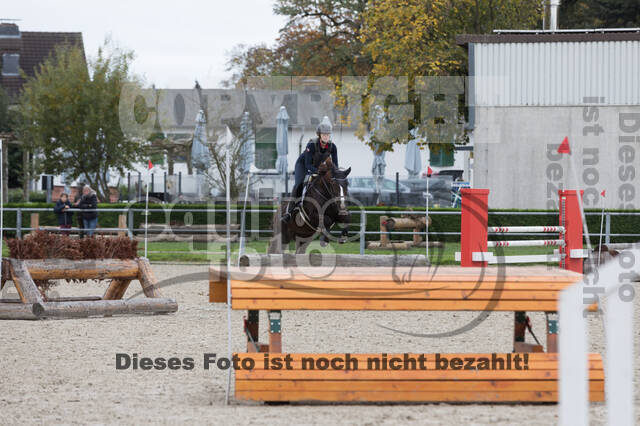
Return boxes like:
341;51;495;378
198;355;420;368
28;191;46;202
8;188;24;203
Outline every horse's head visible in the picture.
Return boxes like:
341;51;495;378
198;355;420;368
317;156;351;217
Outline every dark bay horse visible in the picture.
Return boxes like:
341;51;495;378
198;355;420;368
270;157;351;254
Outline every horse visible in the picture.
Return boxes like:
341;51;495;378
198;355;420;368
269;156;351;254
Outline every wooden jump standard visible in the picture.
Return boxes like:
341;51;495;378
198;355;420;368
210;265;603;403
0;258;178;320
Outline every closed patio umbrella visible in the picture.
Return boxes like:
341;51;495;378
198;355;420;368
275;106;289;190
191;109;211;174
404;128;422;179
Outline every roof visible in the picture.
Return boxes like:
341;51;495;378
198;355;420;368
0;28;84;99
456;29;640;47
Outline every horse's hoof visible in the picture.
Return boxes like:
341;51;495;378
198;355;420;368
320;240;328;247
338;237;347;244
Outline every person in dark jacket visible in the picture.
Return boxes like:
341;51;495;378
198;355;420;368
75;185;98;237
53;193;74;235
282;117;338;223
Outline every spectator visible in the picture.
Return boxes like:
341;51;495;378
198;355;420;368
53;193;73;235
75;185;98;237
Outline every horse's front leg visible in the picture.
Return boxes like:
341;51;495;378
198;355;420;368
338;226;348;244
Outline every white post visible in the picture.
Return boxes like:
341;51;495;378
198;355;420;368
224;128;233;405
0;139;3;285
238;171;252;265
605;286;634;425
144;169;150;258
425;174;429;262
598;193;605;265
559;284;588;426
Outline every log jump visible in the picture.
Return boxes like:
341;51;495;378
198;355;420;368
367;215;441;250
0;257;178;320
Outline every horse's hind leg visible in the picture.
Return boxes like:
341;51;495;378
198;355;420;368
295;237;311;254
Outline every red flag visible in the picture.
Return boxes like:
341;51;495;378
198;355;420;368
148;160;153;170
557;136;571;154
601;190;606;197
427;166;433;176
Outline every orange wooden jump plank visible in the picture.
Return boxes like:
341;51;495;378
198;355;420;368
231;298;563;311
228;280;575;290
235;390;604;402
235;352;603;363
232;288;562;301
235;379;605;392
235;369;604;381
211;265;582;283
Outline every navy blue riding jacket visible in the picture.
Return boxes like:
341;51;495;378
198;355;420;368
299;138;338;173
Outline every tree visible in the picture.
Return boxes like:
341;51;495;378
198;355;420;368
357;0;542;149
225;0;372;87
0;86;12;133
17;42;143;202
560;0;640;28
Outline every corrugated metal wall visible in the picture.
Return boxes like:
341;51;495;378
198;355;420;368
472;41;640;106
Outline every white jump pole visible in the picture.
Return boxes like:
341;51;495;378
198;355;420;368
224;128;233;405
0;139;3;286
597;191;605;265
144;162;151;258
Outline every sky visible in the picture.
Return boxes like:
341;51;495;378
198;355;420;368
3;0;287;88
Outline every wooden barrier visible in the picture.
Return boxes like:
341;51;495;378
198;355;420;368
367;214;436;250
209;265;602;403
235;352;604;403
0;257;177;320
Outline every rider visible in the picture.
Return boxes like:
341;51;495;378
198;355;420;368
281;116;338;224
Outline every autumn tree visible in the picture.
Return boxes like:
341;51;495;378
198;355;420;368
17;42;144;202
357;0;543;149
225;0;371;87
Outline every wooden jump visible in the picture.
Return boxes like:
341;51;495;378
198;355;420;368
0;257;177;320
209;265;602;403
235;352;604;403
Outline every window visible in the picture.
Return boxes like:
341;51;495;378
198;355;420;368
254;127;277;169
2;53;19;76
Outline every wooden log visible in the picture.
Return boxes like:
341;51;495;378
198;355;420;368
238;254;429;268
30;213;39;232
103;279;132;300
9;259;44;303
25;259;139;280
118;215;127;237
379;216;389;246
136;258;164;298
366;241;414;250
24;259;139;281
0;302;40;320
32;298;178;318
385;217;427;230
2;296;102;303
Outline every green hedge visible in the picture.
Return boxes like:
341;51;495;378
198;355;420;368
1;202;639;243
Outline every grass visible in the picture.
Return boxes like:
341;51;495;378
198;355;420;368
0;237;561;265
134;240;560;265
